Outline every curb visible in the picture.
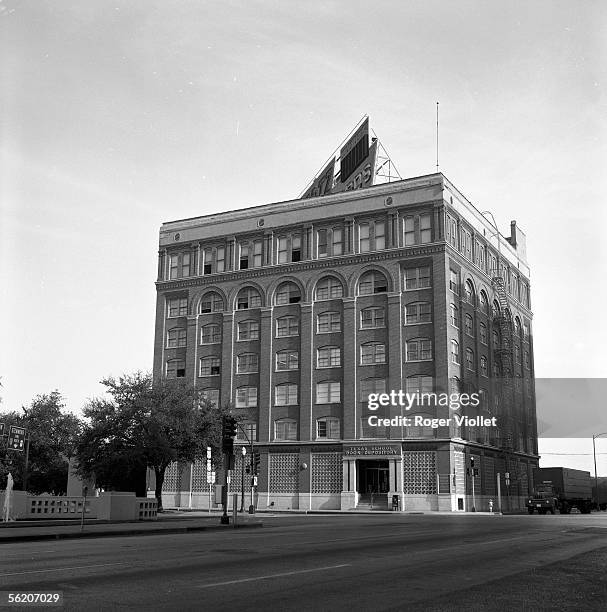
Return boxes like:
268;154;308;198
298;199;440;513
0;522;263;544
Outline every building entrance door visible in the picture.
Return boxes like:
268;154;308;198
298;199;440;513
358;460;390;495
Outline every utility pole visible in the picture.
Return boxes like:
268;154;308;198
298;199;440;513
240;446;246;512
220;416;236;525
593;433;607;510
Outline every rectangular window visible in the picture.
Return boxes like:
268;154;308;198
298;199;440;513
420;214;432;244
278;237;288;263
201;325;221;344
275;384;298;406
168;298;188;318
276;351;299;371
317;418;340;439
253;240;262;268
203;248;213;275
317;229;328;257
276;317;299;337
360;308;384;329
181;252;191;277
375;221;385;250
237;320;259;341
332;228;343;255
317;312;341;333
317;347;341;368
169;255;179;279
239;244;249;270
359;223;370;252
404;216;415;246
237;353;258;373
449;270;459;293
199;357;221;376
360;378;386;402
405;302;431;324
360;343;386;365
202;389;219;408
166;359;186;378
405;376;433;395
316;382;340;404
406;339;432;361
236;422;257;442
404;267;431;290
236;387;257;408
167;328;187;348
275;420;297;440
216;247;225;273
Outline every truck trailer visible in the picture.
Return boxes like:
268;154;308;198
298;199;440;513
527;467;593;514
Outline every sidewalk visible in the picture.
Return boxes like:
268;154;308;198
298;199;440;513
0;512;262;544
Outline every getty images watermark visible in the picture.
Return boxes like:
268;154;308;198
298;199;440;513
366;391;498;428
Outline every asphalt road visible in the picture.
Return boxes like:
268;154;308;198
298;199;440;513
1;513;606;611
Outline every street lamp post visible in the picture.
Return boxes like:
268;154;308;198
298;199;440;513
592;433;607;510
240;446;246;512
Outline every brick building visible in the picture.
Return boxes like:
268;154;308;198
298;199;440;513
153;172;537;512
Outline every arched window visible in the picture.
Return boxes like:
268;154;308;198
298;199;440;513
317;311;341;333
480;356;488;376
491;300;500;318
466;348;475;371
166;328;187;348
317;346;341;368
237;320;258;341
450;376;461;394
236;287;262;310
360;342;386;365
201;323;221;344
358;271;388;295
237;353;258;373
275;281;301;305
405;302;431;324
166;359;185;379
199;356;221;376
274;383;298;406
492;329;500;346
360;307;385;329
274;419;297;441
316;417;340;440
465;279;475;304
405;375;434;396
315;277;344;300
406;338;433;361
514;317;522;336
235;386;257;407
451;340;460;364
199;291;224;314
464;314;474;336
479;291;489;314
276;315;299;337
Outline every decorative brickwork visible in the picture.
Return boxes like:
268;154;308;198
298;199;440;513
311;453;342;493
162;462;181;491
192;459;212;492
403;450;437;494
269;453;299;493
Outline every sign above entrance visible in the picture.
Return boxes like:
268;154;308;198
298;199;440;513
344;444;401;457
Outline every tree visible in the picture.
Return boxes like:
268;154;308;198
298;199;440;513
76;372;225;510
0;391;83;493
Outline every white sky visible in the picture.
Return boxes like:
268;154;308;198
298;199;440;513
1;1;606;472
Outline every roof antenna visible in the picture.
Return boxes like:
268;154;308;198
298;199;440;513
436;101;439;173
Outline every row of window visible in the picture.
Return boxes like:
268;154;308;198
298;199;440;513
166;215;435;280
446;214;530;308
167;268;432;318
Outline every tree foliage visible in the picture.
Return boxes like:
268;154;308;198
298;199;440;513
76;372;226;510
0;391;83;493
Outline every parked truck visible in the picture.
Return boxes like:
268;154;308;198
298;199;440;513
527;467;593;514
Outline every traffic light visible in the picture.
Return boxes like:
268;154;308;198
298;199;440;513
221;416;237;455
470;457;475;468
252;451;260;475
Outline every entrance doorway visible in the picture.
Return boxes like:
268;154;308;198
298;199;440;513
358;460;390;495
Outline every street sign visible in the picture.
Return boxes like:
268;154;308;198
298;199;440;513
206;446;211;459
7;426;26;451
206;470;216;484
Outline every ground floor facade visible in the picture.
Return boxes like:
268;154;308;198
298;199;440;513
158;440;539;513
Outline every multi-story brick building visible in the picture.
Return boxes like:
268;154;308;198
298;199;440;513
153;172;537;512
